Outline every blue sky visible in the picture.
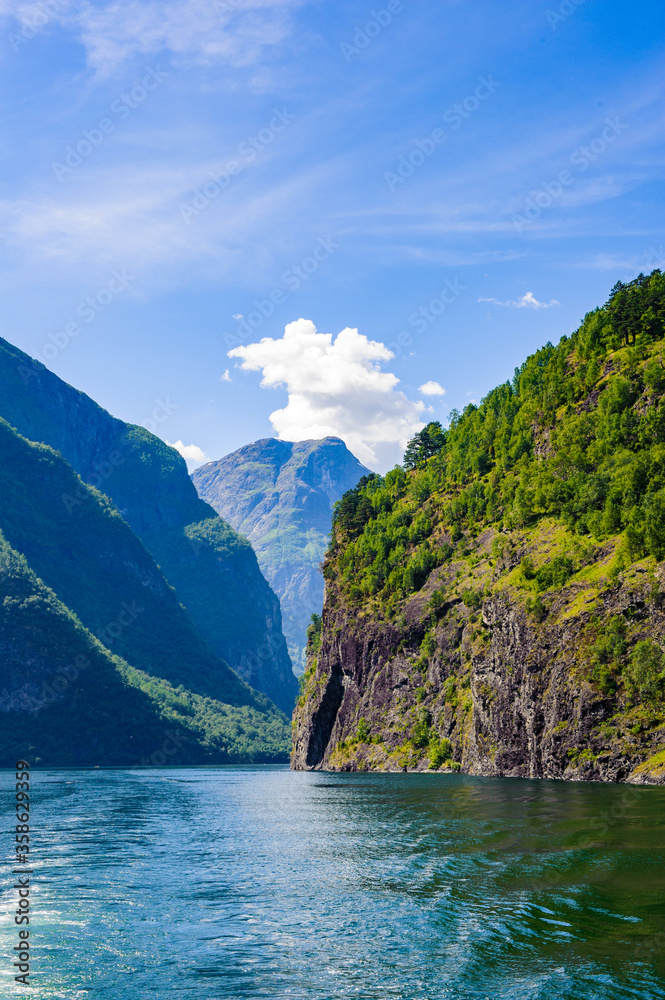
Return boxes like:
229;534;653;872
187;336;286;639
0;0;663;470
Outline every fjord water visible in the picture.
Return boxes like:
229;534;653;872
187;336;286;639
2;768;665;999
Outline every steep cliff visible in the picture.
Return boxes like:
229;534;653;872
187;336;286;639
192;437;369;672
0;336;296;713
293;271;665;785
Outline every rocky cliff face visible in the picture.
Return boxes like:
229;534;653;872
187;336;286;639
292;527;665;784
192;437;369;672
0;336;296;714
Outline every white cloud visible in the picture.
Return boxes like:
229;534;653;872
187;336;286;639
0;156;337;285
419;380;445;397
228;319;427;470
166;439;209;469
220;369;232;382
1;0;307;77
478;291;560;309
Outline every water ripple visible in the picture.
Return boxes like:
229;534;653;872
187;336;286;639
0;767;664;999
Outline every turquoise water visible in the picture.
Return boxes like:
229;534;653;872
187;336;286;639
1;766;665;998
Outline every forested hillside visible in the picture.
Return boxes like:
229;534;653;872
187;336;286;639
293;271;665;784
0;336;296;713
0;529;289;767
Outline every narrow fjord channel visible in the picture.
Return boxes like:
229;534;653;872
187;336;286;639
2;767;664;999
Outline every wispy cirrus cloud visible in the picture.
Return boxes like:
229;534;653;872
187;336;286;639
479;291;560;309
1;0;308;76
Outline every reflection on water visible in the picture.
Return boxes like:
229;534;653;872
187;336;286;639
1;767;664;998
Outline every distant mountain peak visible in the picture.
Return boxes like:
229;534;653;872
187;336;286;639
192;436;369;672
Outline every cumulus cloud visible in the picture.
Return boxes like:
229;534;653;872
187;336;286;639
478;291;560;309
229;319;427;469
419;380;445;396
220;369;232;382
166;439;209;469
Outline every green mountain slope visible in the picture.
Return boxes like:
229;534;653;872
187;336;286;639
0;532;290;766
0;417;257;707
192;437;369;672
0;336;296;713
293;271;665;784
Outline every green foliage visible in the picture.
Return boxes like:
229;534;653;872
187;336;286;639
525;595;548;622
0;334;297;714
298;660;316;701
429;588;448;614
326;271;665;614
306;613;323;655
0;418;262;712
411;709;431;748
585;617;665;708
461;588;483;609
624;640;665;703
356;716;370;742
403;421;446;470
591;616;627;694
428;735;453;769
332;474;382;537
420;630;437;658
521;554;575;592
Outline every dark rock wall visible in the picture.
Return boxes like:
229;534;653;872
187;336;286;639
293;568;665;785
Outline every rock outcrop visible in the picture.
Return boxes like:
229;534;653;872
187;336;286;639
292;533;665;784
